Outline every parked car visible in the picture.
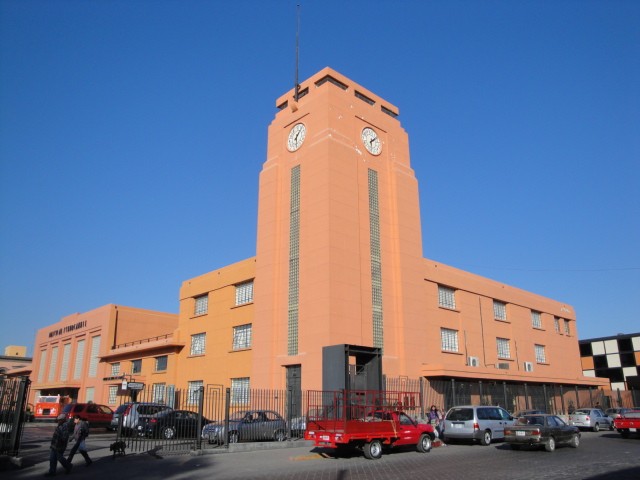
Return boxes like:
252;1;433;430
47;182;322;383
110;402;173;435
60;403;114;428
136;409;211;439
504;414;580;452
513;409;545;417
568;408;614;431
442;405;514;445
605;407;640;420
202;410;287;444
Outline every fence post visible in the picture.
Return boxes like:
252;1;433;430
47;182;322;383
451;379;456;407
479;380;484;405
589;387;594;407
543;384;548;413
419;377;424;418
224;388;231;447
195;386;204;451
524;383;529;410
502;382;508;409
560;385;565;414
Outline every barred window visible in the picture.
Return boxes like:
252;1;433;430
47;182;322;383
564;319;570;335
531;311;542;329
231;377;250;406
131;359;142;374
187;380;203;406
493;301;507;321
535;344;547;363
194;294;208;316
235;281;254;306
108;386;118;405
152;383;166;403
497;337;511;359
155;356;168;372
440;328;459;352
111;363;120;376
48;346;58;382
190;333;206;355
73;339;85;380
438;286;456;310
60;344;71;381
554;317;560;333
233;324;252;350
88;335;101;377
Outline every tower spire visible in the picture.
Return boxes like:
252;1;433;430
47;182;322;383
294;4;301;102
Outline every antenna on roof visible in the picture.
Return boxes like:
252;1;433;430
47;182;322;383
294;4;301;102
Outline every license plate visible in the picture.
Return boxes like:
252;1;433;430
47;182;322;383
454;423;463;429
630;428;637;432
320;435;330;441
516;431;525;436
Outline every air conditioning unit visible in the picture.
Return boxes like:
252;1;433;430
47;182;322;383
496;362;510;370
524;361;534;372
467;356;479;367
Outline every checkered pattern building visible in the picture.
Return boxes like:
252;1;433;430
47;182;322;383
580;333;640;390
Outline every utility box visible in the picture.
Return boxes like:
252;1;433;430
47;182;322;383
322;344;382;392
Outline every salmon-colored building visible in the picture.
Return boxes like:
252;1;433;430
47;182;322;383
174;68;606;395
30;304;179;407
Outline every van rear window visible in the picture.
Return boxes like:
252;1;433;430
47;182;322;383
447;408;473;421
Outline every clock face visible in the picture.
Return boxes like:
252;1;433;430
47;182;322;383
361;127;381;155
287;123;306;152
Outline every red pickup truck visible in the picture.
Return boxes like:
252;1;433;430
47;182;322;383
613;410;640;438
304;390;435;460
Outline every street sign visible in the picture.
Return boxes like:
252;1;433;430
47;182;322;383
127;382;144;390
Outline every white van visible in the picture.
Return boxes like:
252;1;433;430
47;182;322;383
443;405;514;445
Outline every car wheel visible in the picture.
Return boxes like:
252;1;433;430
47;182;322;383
510;444;521;450
417;433;432;453
593;423;600;432
545;436;556;452
228;431;239;444
569;433;580;448
363;439;383;460
480;430;492;446
162;426;176;440
274;430;286;442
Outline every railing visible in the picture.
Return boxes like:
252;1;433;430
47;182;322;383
113;334;173;349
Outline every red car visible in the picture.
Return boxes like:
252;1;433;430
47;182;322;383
60;403;114;428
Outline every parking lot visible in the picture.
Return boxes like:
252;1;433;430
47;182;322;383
2;422;639;479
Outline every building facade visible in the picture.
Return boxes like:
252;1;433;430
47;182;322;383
30;304;179;407
174;68;605;396
580;333;640;392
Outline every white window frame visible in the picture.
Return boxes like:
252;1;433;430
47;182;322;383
440;328;459;352
155;356;168;372
187;380;203;406
493;301;507;321
152;383;166;404
438;285;456;310
194;294;208;316
235;281;254;306
60;343;71;381
497;337;511;359
111;362;121;376
564;319;571;335
231;377;250;406
48;346;59;382
73;339;85;379
131;359;142;374
190;333;206;356
108;386;118;404
88;335;101;377
232;324;252;350
535;344;547;363
554;317;560;333
531;311;542;329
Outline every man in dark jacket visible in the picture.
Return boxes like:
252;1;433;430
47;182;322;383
67;415;92;465
45;414;73;476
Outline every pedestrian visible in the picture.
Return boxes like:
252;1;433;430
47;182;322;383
45;413;73;476
427;405;443;438
67;416;92;466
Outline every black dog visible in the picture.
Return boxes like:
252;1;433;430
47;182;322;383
109;440;126;458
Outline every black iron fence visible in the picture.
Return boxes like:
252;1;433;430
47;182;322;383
0;375;31;457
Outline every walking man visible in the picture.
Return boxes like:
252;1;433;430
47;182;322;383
45;413;73;476
67;416;92;466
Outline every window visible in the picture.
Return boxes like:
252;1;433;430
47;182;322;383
232;324;252;350
111;363;120;376
131;359;142;374
73;339;85;379
440;328;459;352
438;286;456;310
235;281;254;306
190;333;206;356
108;386;118;404
152;383;166;403
554;317;560;333
564;319;571;335
497;338;511;359
48;346;58;382
60;344;71;381
535;344;547;363
187;380;203;405
194;294;208;316
231;377;250;406
37;350;47;382
493;301;507;321
88;335;101;377
155;356;168;372
85;387;94;402
531;311;542;329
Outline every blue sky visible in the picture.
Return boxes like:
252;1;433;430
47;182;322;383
1;0;638;355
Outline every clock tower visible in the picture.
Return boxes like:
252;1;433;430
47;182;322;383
252;68;426;390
